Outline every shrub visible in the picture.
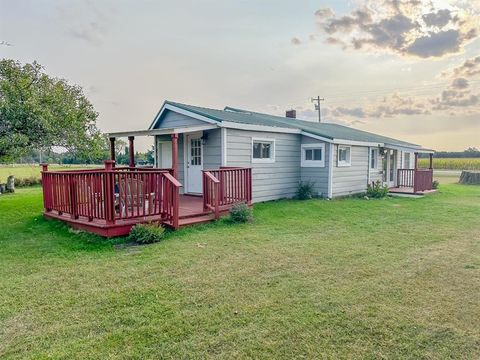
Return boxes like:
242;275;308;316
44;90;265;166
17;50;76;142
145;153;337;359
366;180;389;198
432;180;439;189
14;176;41;187
127;223;165;244
296;181;316;200
229;202;253;223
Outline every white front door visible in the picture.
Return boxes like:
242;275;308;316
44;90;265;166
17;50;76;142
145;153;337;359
186;133;203;194
383;149;396;187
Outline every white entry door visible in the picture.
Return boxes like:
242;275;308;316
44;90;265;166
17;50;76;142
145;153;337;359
383;149;396;187
186;133;203;194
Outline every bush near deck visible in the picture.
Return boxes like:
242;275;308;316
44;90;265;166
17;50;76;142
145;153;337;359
0;185;479;359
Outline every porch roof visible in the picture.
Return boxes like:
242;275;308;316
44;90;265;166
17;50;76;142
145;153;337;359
108;124;217;138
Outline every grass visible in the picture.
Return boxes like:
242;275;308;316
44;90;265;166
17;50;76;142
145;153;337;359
0;164;100;183
419;157;480;170
0;185;479;359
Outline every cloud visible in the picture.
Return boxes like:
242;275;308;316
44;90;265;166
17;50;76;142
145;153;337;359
291;37;302;45
326;75;479;121
311;1;478;58
332;107;366;118
451;77;469;89
422;9;453;28
315;8;334;19
444;56;480;78
56;0;112;45
70;21;106;45
405;29;463;58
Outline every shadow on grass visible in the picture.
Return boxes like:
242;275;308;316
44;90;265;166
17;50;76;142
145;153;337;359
21;215;130;253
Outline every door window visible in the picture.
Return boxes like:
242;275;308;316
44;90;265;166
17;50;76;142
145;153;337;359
389;151;395;181
190;138;202;166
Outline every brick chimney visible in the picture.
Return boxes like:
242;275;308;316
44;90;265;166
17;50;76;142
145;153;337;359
286;109;296;118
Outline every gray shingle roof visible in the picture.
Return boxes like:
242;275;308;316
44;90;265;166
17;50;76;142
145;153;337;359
164;101;428;150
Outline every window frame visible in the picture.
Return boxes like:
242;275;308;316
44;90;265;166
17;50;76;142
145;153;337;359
337;145;351;167
251;137;276;163
370;148;378;170
301;143;325;167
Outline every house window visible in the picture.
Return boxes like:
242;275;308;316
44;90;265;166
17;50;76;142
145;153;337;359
252;138;275;163
370;148;378;169
301;144;325;167
337;146;351;167
404;152;411;169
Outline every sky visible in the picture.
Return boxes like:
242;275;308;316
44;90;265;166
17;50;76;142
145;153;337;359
1;0;479;151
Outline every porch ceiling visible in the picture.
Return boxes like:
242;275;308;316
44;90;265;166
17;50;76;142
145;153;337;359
384;143;435;154
108;124;218;139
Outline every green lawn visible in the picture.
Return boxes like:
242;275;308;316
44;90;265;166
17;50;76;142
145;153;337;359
0;185;479;359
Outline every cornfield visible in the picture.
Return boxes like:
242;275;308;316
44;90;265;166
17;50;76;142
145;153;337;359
418;158;480;170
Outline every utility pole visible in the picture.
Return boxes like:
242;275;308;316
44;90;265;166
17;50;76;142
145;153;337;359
311;96;324;122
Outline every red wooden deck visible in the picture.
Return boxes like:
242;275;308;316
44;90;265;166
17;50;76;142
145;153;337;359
44;194;217;237
40;163;252;237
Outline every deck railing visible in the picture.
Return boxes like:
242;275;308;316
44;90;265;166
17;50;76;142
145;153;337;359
202;167;252;218
397;168;433;192
41;162;182;229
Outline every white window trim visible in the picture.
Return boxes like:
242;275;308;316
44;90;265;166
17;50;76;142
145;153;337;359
337;145;351;167
370;148;378;170
301;143;325;167
251;137;275;163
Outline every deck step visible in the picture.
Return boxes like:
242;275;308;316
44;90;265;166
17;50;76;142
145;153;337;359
179;214;216;227
164;214;217;228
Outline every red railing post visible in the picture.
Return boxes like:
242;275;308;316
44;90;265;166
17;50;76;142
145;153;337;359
128;136;135;168
104;160;116;224
214;182;220;219
40;163;52;212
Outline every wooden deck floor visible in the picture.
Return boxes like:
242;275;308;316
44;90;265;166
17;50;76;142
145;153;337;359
44;195;217;237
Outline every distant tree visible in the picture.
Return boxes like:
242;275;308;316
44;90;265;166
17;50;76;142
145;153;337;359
0;59;104;162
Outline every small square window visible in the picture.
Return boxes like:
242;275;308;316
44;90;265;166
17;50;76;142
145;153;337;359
337;146;351;167
252;139;275;162
301;144;325;167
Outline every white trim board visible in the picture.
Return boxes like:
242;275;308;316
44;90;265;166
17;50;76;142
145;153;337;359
328;143;334;199
221;128;227;166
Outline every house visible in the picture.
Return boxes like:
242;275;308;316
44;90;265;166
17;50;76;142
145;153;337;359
40;100;434;236
110;100;434;200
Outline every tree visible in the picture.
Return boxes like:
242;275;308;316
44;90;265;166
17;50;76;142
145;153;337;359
0;59;104;162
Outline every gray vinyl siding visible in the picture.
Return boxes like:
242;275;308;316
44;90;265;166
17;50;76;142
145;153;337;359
154;110;208;129
332;145;369;197
226;129;301;202
203;129;222;170
369;147;383;184
300;136;329;197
